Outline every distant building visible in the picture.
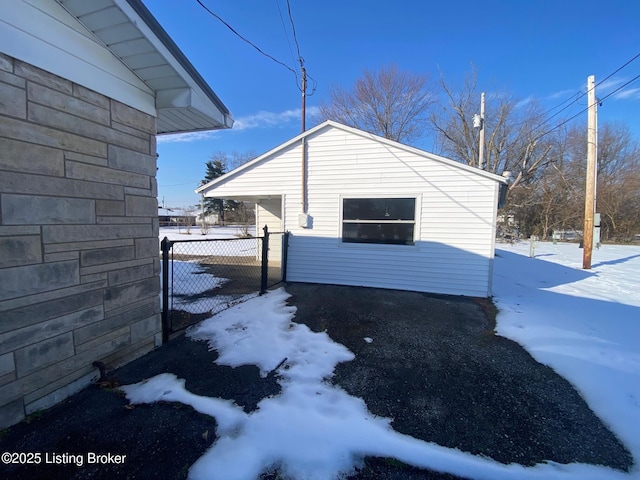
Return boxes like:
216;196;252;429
158;208;199;227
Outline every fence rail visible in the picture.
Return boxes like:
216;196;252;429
160;227;288;342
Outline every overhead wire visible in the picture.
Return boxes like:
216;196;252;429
286;0;303;67
596;71;640;103
536;72;640;140
275;0;298;74
505;51;640;146
194;0;316;96
194;0;298;81
595;51;640;89
509;51;640;136
283;0;317;96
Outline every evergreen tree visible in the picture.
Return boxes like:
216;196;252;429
201;157;227;224
200;151;256;226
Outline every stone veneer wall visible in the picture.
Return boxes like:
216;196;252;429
0;53;161;428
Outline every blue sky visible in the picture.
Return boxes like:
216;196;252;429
144;0;640;209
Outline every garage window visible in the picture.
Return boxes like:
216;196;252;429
342;198;415;245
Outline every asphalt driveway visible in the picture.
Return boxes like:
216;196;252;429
0;283;633;479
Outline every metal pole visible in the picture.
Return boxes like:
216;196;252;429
301;66;308;214
478;92;485;169
301;66;306;133
583;75;597;269
260;225;269;295
160;237;171;343
282;232;289;283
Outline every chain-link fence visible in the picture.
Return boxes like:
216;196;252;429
161;227;288;341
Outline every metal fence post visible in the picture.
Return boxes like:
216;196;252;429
282;231;289;283
160;236;171;344
260;225;269;295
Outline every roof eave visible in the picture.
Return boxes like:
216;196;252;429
59;0;233;134
123;0;233;133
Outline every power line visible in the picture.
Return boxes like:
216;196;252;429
543;51;640;118
537;72;640;140
282;0;317;96
285;0;303;67
598;71;640;102
512;51;640;133
275;0;298;72
538;91;583;126
595;51;640;88
195;0;298;79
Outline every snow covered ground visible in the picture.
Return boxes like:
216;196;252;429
159;225;257;242
493;241;640;475
125;239;640;479
160;225;261;314
160;225;258;257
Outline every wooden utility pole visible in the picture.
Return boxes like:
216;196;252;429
582;75;597;269
478;92;486;169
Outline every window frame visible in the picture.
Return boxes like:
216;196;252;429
339;195;420;247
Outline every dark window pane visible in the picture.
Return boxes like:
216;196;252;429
343;198;414;221
342;222;414;245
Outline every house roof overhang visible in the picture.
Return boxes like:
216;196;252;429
57;0;233;134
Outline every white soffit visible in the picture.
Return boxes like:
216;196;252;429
58;0;233;134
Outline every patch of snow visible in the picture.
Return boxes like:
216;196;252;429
125;241;640;479
159;226;258;257
493;242;640;468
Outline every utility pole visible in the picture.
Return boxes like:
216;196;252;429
479;92;485;169
473;93;486;169
582;75;597;269
301;65;307;133
300;64;308;217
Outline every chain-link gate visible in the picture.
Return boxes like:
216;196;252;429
160;226;288;342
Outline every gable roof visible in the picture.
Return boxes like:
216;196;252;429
196;120;507;194
58;0;233;134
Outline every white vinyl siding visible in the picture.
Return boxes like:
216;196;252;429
2;0;156;115
201;123;503;297
287;128;498;297
256;197;283;262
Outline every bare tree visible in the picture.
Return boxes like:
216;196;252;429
430;70;559;190
506;122;640;242
594;123;640;241
318;64;433;145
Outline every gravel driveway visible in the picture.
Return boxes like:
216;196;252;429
0;283;632;479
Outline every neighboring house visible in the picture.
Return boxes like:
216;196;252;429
197;121;507;298
158;207;201;228
196;212;219;227
0;0;231;428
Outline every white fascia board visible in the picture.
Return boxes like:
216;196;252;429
156;88;227;128
1;0;156;116
113;0;232;129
